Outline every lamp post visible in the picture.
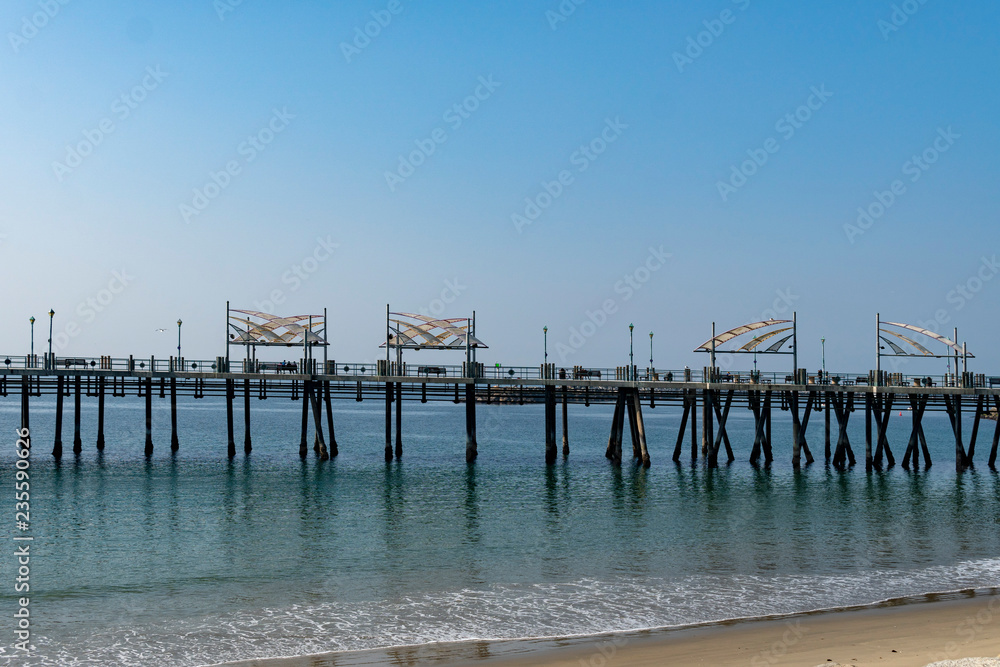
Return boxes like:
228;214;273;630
47;309;54;369
753;335;758;374
29;316;35;367
177;319;183;367
649;331;653;368
821;337;826;381
629;323;634;380
543;325;548;365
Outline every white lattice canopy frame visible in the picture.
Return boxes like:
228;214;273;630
228;309;328;346
381;312;487;350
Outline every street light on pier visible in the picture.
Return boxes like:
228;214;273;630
821;337;826;380
47;309;54;369
649;331;653;368
543;325;548;365
29;316;35;367
177;319;183;366
629;323;634;379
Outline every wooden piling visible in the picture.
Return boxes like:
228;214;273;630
465;382;477;463
989;396;999;470
394;381;402;459
20;376;31;453
627;393;641;460
310;385;328;460
544;384;557;464
944;394;968;471
691;389;699;461
790;390;801;469
612;389;625;465
226;378;235;458
824;391;831;461
672;390;690;462
763;391;773;463
609;390;624;462
53;376;64;457
300;380;310;458
701;389;711;456
169;377;178;451
384;381;393;461
872;394;895;468
96;376;106;451
865;393;873;471
712;389;735;463
967;394;985;463
324;381;338;457
73;375;82;453
561;383;569;456
750;390;763;465
631;389;651;468
144;377;153;457
243;379;252;454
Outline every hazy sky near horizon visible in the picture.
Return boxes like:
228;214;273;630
1;1;998;373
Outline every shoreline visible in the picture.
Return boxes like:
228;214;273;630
214;587;1000;667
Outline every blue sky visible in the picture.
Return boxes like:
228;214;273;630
1;0;997;374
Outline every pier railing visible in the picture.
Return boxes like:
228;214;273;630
1;354;993;389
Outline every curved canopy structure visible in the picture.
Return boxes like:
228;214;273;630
229;309;327;346
381;312;488;350
879;321;973;358
695;319;793;353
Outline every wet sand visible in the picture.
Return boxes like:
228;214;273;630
216;589;1000;667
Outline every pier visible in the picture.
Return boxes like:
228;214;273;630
4;309;998;472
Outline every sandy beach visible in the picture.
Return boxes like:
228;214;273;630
218;590;1000;667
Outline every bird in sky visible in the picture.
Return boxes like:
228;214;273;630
154;328;167;332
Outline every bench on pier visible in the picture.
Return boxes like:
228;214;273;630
855;376;869;385
259;361;297;373
574;368;602;379
990;377;1000;388
784;375;795;384
63;358;90;368
417;366;447;376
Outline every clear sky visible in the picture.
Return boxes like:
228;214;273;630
2;0;998;374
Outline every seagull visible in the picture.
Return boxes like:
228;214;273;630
154;328;167;332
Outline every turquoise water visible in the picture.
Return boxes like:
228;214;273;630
1;393;998;666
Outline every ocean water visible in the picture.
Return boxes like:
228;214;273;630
0;390;998;666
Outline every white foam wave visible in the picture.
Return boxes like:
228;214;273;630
4;557;999;667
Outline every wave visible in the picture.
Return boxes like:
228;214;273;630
5;557;999;667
